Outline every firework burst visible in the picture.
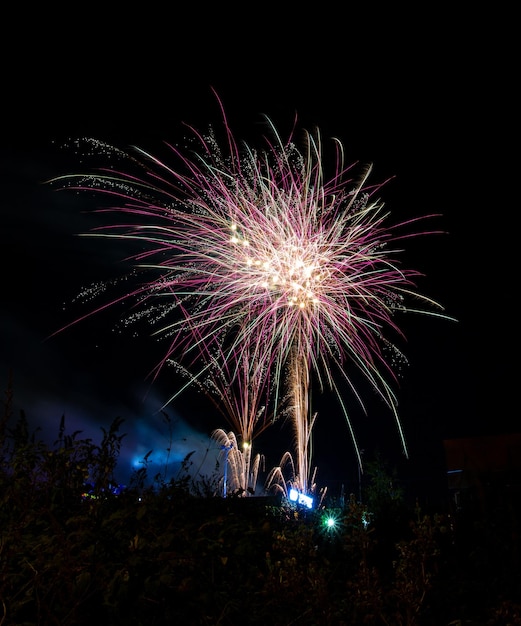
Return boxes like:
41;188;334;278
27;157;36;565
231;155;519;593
50;94;454;494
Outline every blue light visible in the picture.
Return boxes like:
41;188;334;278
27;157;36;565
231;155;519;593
288;488;314;509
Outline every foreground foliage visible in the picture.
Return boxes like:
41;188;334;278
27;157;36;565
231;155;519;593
1;389;520;625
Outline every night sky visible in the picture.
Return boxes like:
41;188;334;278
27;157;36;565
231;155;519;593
2;8;516;500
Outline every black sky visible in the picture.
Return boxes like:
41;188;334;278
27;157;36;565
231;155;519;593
1;7;517;498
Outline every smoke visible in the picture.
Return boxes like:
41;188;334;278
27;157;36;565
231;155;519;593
2;311;221;488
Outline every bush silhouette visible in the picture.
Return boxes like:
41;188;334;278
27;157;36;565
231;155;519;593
2;381;520;625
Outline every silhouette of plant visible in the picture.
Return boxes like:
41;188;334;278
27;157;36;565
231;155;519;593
2;383;520;625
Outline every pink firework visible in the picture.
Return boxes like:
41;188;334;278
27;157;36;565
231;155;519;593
51;97;453;493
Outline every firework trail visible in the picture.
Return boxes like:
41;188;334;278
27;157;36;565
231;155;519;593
173;334;290;496
50;93;454;495
264;348;318;496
